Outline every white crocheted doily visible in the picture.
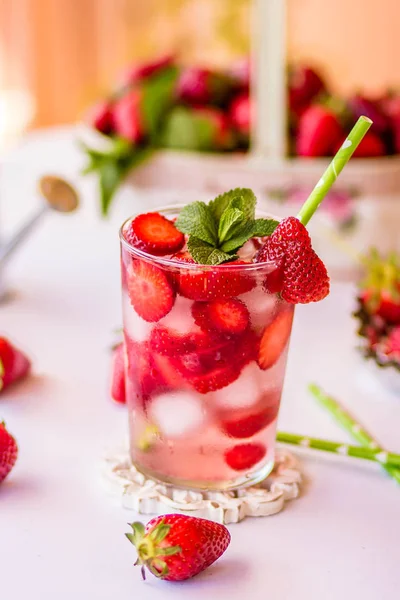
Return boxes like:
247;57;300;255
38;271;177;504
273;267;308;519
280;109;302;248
102;447;302;524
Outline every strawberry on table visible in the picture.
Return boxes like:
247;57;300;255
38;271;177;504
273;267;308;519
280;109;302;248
256;216;330;304
110;343;126;404
127;260;175;322
225;442;266;471
126;514;230;581
124;212;185;256
0;337;31;393
0;422;18;483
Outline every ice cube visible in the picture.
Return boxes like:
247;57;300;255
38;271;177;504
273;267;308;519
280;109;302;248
240;287;278;332
149;391;206;438
212;362;263;409
237;239;258;262
158;296;195;335
122;292;152;342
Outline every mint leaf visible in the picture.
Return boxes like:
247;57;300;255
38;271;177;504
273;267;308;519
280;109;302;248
219;221;256;253
209;188;257;224
218;208;244;243
188;236;235;265
175;201;217;245
219;219;278;253
251;218;279;237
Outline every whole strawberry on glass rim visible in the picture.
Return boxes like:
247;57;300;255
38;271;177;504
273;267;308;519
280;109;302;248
119;117;372;491
126;514;230;581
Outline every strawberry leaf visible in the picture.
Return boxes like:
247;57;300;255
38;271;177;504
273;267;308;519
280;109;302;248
149;559;169;578
156;545;181;557
149;523;171;544
125;533;136;545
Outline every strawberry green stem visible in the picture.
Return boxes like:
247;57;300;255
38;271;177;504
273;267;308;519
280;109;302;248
297;116;372;227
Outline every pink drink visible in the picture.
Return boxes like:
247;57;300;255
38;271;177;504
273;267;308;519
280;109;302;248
120;209;294;491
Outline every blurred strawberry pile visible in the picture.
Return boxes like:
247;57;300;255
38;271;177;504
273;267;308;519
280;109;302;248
82;56;400;214
354;250;400;375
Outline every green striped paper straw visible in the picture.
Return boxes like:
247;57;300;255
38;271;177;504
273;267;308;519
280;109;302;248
276;431;400;468
309;383;400;485
297;116;372;226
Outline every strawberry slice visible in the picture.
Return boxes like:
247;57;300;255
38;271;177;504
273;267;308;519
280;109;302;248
150;326;196;356
258;310;293;370
110;343;126;404
224;442;266;471
150;325;227;357
221;403;279;439
124;212;185;256
189;364;240;394
176;259;255;301
0;337;31;392
125;339;166;403
127;260;175;322
186;332;257;394
152;353;186;389
192;298;249;334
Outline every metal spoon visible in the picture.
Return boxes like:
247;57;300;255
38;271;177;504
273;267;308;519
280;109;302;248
0;175;79;266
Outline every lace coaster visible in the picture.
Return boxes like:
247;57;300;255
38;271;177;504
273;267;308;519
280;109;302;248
102;447;302;524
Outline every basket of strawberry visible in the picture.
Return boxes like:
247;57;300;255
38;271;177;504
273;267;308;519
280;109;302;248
354;249;400;392
81;57;400;216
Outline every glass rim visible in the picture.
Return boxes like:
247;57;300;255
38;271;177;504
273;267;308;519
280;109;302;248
119;204;280;271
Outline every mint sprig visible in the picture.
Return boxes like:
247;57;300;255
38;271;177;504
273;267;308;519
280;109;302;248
81;139;153;216
175;188;279;265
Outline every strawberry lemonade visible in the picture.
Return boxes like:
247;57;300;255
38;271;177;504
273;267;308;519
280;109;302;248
120;189;329;490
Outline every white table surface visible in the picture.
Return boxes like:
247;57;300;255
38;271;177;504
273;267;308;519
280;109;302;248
0;128;399;600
